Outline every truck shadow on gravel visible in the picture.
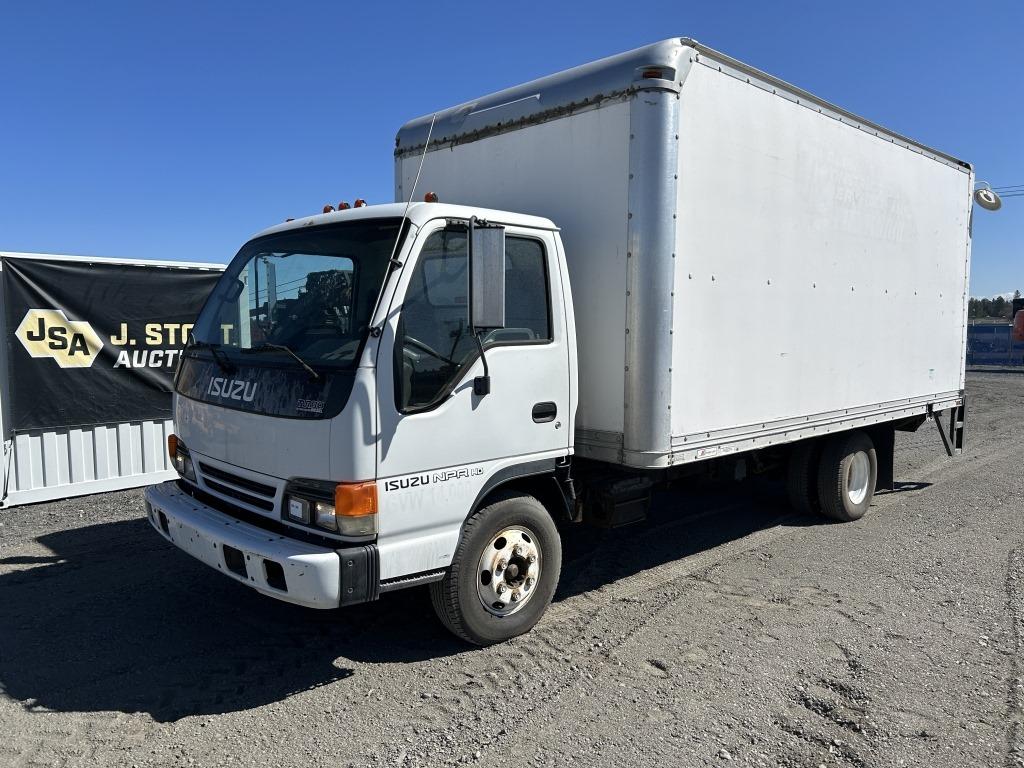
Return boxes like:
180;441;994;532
0;479;910;722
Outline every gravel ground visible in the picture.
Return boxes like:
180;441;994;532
1;371;1021;768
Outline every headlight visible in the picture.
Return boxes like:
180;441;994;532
168;435;196;481
176;451;196;481
286;497;310;524
284;479;377;537
314;500;337;530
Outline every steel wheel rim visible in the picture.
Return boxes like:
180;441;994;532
476;526;541;617
846;451;871;506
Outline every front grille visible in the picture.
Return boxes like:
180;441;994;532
199;463;276;498
204;478;275;511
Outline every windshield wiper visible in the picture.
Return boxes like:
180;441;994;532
187;337;235;375
242;343;322;382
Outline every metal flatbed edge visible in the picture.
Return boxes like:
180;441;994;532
395;37;969;174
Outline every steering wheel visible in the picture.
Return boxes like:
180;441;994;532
404;335;456;365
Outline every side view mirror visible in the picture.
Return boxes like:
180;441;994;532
469;221;506;331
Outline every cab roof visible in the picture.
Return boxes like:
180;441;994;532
251;202;557;242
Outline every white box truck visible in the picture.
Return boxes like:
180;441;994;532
145;38;972;645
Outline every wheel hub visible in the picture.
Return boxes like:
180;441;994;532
477;526;541;617
846;450;871;505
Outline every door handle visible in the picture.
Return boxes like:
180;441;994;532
532;402;557;423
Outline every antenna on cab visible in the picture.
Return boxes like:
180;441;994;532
387;112;438;268
366;113;438;339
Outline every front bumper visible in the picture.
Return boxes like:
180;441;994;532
144;481;378;609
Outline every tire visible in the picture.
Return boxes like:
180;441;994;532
816;431;877;522
786;440;821;515
430;492;562;646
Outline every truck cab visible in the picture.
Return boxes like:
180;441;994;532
146;202;578;644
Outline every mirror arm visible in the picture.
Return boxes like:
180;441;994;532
471;332;491;396
468;216;492;396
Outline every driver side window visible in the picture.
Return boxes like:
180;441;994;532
395;228;476;411
395;227;552;412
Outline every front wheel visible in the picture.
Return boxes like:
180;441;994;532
430;492;562;645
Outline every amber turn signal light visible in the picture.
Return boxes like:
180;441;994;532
334;481;377;517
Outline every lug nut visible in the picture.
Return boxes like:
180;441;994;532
513;545;523;557
525;577;535;589
527;553;537;564
496;558;507;571
511;591;520;602
496;584;507;595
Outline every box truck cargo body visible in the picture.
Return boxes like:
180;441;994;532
145;39;972;645
395;38;972;469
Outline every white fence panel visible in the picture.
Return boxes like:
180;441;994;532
2;419;176;508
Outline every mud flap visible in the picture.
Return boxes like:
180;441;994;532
871;426;895;492
338;544;380;607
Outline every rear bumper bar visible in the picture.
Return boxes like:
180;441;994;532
144;481;378;609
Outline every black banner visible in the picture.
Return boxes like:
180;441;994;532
2;257;221;433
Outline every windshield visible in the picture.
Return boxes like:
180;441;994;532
190;218;402;370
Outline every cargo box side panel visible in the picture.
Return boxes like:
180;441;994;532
396;102;632;441
671;64;971;443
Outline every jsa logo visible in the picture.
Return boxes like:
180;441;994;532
207;377;258;403
15;309;104;368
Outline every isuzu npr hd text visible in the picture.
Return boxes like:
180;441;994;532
145;38;972;644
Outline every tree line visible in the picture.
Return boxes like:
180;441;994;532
969;290;1022;320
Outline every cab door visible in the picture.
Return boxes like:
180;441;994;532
374;221;571;577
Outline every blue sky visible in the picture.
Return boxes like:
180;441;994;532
1;0;1020;297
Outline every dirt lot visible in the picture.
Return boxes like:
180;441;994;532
1;371;1022;768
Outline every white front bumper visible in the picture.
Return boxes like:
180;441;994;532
144;481;342;609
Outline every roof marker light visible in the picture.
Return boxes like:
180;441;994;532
354;198;367;207
338;201;351;210
424;192;439;203
323;204;335;213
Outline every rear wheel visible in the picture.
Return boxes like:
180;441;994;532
816;431;877;522
430;492;562;646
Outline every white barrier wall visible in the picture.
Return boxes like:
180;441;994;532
2;420;177;508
